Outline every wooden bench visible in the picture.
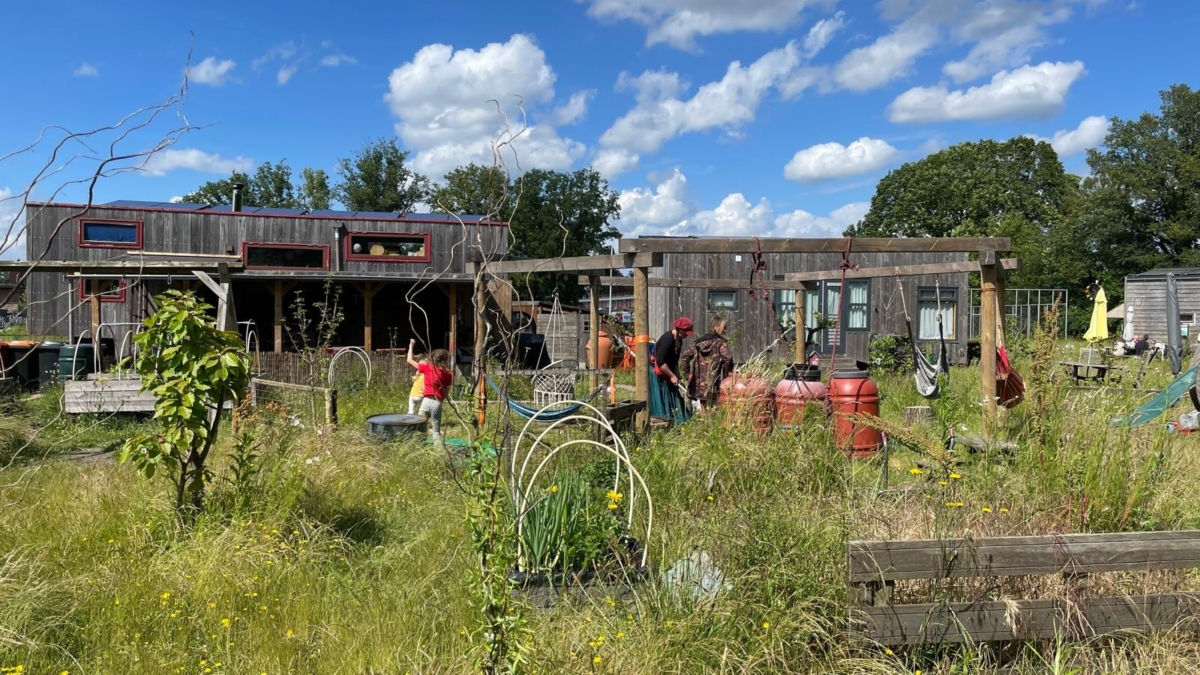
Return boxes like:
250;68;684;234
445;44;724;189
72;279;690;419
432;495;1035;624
849;531;1200;645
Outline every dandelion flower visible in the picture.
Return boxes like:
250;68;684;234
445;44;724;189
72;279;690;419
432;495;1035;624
762;621;770;631
606;490;623;502
161;592;171;600
885;648;894;655
549;485;558;494
938;480;949;486
616;631;626;639
706;495;714;501
908;467;924;475
608;503;618;511
949;473;961;480
285;629;294;639
1000;507;1009;513
221;618;231;628
593;656;603;665
981;506;993;513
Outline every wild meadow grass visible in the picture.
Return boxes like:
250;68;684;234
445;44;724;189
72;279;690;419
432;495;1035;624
3;345;1200;673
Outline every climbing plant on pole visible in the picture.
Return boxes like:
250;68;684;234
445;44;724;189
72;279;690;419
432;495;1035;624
120;290;251;516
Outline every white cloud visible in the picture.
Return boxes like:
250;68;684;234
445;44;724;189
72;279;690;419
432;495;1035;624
252;42;298;70
833;22;938;92
189;57;237;86
617;169;689;233
581;0;834;51
384;34;586;178
784;137;901;183
0;188;26;261
1033;114;1110;156
593;149;642;178
553;90;596;126
320;53;358;67
941;3;1071;83
140;148;254;177
889;60;1086;123
613;169;867;238
277;65;297;85
73;62;99;78
803;10;847;57
597;42;801;176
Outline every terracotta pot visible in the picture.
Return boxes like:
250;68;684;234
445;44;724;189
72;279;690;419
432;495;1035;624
586;332;616;369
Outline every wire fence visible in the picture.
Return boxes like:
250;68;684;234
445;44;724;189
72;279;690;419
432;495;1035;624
248;378;337;430
969;288;1069;339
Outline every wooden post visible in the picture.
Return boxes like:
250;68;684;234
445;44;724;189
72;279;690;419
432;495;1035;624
89;280;101;347
273;280;284;353
473;276;488;430
324;388;338;427
362;281;374;352
633;266;650;433
980;263;999;430
448;283;458;367
589;275;601;392
793;283;807;365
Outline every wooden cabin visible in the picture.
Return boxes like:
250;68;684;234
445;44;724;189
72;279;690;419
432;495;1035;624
1122;267;1200;342
24;200;508;357
644;243;973;365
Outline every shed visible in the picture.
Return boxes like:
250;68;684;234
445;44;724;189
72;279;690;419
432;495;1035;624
1123;268;1200;341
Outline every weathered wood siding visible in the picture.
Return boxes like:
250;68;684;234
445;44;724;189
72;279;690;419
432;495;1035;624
655;251;972;364
25;203;507;339
1123;273;1200;341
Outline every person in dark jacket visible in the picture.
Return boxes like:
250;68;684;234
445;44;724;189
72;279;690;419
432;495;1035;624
649;317;694;423
681;315;735;411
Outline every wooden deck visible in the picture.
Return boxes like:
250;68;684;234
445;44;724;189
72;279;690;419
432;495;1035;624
64;373;235;414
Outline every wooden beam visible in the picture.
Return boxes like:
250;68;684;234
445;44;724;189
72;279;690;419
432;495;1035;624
589;275;600;392
0;261;245;272
980;263;999;428
448;283;458;367
191;270;226;300
794;283;808;364
273;281;284;354
620;237;1011;255
214;263;234;332
475;252;662;275
473;276;488;430
579;259;1020;289
89;280;101;347
632;266;650;433
363;281;374;352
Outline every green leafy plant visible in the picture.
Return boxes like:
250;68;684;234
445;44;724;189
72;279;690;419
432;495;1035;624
868;333;913;373
119;290;252;516
516;470;620;576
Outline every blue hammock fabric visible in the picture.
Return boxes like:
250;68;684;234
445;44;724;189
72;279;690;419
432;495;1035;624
483;375;607;422
1113;365;1198;427
648;359;691;425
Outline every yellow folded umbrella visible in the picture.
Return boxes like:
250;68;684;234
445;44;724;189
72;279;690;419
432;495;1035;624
1083;287;1109;343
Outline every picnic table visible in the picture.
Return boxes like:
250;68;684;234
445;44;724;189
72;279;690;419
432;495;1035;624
1060;361;1125;385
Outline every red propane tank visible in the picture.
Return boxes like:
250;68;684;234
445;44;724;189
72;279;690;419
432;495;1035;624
829;370;883;459
718;372;775;436
775;364;828;429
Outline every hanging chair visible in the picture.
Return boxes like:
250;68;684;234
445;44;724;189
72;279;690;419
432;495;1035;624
535;292;580;403
899;277;950;399
994;290;1025;408
484;374;607;423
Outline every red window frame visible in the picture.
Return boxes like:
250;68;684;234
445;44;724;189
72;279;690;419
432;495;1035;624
241;241;331;271
77;218;143;250
343;231;431;263
78;279;127;304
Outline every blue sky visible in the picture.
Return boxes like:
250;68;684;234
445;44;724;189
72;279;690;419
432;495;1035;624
0;0;1195;254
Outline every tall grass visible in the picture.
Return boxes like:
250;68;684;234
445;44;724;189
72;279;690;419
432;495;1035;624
2;346;1200;673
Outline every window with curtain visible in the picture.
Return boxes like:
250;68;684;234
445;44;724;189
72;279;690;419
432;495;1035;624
918;287;957;339
771;275;796;328
847;280;869;330
707;290;739;311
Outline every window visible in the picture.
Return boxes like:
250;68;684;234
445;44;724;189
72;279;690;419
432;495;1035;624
78;219;142;249
1181;313;1195;324
846;280;869;330
707;289;739;312
78;279;126;303
242;242;329;270
772;274;796;328
344;232;430;262
918;286;957;340
799;280;870;351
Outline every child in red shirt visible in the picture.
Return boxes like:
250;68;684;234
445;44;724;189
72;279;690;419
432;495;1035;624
407;340;453;444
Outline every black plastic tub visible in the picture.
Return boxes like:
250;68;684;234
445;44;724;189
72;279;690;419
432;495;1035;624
365;413;427;441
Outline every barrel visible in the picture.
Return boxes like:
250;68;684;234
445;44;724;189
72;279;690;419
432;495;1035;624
366;413;428;441
7;341;38;389
36;342;64;386
775;364;828;429
718;373;775;436
829;370;882;458
59;343;96;381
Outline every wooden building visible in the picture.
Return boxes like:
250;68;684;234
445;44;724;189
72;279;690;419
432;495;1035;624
1123;267;1200;342
24;199;507;356
645;243;973;364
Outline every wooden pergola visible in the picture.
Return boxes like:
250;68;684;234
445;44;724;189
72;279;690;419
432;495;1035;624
478;237;1014;432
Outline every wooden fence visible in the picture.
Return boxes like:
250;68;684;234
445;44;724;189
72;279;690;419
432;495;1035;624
256;352;416;388
850;531;1200;645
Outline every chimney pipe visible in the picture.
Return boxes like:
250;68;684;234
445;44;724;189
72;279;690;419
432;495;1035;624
231;182;245;212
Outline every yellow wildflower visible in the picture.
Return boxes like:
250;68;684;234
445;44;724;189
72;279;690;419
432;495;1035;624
593;656;603;665
762;621;770;631
949;473;962;480
908;467;923;475
608;503;618;510
285;629;295;638
885;648;894;655
161;592;171;600
606;490;623;502
549;485;558;494
221;618;231;628
938;480;949;486
981;506;993;513
616;631;626;639
1000;507;1009;513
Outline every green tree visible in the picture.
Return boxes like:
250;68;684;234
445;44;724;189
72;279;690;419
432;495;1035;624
848;136;1080;290
433;165;621;303
1072;84;1200;298
300;167;332;211
179;160;330;210
119;291;251;516
335;137;430;213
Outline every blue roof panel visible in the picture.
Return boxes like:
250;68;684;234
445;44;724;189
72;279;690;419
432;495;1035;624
256;207;307;216
105;199;161;207
165;202;211;211
352;210;400;219
309;209;355;218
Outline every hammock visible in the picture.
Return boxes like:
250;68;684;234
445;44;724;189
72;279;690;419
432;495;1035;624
899;276;950;399
1113;365;1198;427
484;374;607;422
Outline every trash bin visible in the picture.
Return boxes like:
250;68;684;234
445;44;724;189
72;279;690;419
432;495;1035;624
35;342;63;387
58;343;96;381
6;341;38;390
